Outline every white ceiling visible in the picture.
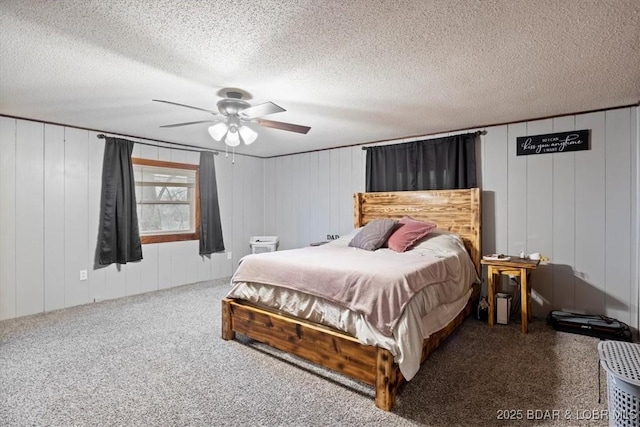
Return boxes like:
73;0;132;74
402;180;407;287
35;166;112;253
1;0;639;158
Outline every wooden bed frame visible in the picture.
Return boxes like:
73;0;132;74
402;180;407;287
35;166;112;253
221;188;481;411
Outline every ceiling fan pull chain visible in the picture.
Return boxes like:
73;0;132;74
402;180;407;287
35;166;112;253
232;146;235;164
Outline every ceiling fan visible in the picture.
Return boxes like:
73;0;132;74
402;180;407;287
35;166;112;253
153;90;311;147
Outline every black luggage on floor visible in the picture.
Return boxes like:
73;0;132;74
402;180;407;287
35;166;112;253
547;310;632;342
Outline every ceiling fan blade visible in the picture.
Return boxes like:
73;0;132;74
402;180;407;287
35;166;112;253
160;120;215;128
239;101;286;119
153;99;221;116
256;119;311;134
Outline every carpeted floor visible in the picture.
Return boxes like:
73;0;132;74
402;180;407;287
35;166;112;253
0;278;615;426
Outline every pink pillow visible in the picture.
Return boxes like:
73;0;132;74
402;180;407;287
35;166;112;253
386;216;437;252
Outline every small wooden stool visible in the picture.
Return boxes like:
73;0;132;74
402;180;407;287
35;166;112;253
481;256;540;333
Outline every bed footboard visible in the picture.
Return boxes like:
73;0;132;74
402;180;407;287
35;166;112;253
221;283;479;411
221;298;379;385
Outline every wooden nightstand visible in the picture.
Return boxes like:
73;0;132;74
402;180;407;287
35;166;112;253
481;256;540;334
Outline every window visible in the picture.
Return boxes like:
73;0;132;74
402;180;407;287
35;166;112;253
132;158;200;244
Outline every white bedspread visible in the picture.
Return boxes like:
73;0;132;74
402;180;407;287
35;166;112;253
227;230;478;380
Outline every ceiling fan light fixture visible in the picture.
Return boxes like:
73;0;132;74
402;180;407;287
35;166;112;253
156;90;311;151
239;125;258;145
208;122;228;141
225;126;241;147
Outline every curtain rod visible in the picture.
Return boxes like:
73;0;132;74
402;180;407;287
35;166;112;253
361;130;486;150
96;133;219;155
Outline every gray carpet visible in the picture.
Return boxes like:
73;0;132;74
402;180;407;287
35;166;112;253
0;278;614;426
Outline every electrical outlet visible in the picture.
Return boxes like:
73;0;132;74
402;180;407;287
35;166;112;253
79;270;88;281
227;252;232;260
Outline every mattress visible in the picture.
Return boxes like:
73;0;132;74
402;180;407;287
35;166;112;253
227;230;479;380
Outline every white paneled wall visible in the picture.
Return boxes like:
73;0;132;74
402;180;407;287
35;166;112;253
264;145;364;249
1;107;638;330
265;107;639;329
634;106;640;332
0;117;262;320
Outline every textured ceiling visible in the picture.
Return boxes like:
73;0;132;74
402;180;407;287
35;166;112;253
1;0;639;157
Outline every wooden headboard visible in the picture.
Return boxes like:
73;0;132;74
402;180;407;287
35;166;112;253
353;188;481;274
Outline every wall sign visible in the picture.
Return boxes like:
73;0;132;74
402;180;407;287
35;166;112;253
517;130;590;156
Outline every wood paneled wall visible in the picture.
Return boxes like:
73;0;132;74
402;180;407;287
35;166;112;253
265;107;639;329
0;117;263;320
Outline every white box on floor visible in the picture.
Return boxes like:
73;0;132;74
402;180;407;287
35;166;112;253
496;293;512;325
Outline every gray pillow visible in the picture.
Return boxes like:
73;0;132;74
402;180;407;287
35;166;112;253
348;219;398;251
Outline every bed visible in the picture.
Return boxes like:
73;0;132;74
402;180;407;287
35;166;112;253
221;188;481;411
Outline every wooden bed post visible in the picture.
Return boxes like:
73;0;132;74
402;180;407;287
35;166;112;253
374;348;398;411
470;187;482;275
221;299;235;341
353;193;364;228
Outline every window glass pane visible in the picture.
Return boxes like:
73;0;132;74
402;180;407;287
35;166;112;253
161;204;190;232
155;186;189;202
140;185;157;203
132;159;198;240
139;204;162;233
138;204;192;234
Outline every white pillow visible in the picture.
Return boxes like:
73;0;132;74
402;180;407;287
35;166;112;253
411;230;465;252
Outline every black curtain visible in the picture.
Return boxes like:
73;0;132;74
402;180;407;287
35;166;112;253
365;133;477;192
199;151;225;255
97;137;143;265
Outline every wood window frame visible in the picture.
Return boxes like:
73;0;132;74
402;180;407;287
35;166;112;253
132;157;200;244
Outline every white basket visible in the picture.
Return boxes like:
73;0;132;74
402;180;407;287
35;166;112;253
598;341;640;427
249;236;279;254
